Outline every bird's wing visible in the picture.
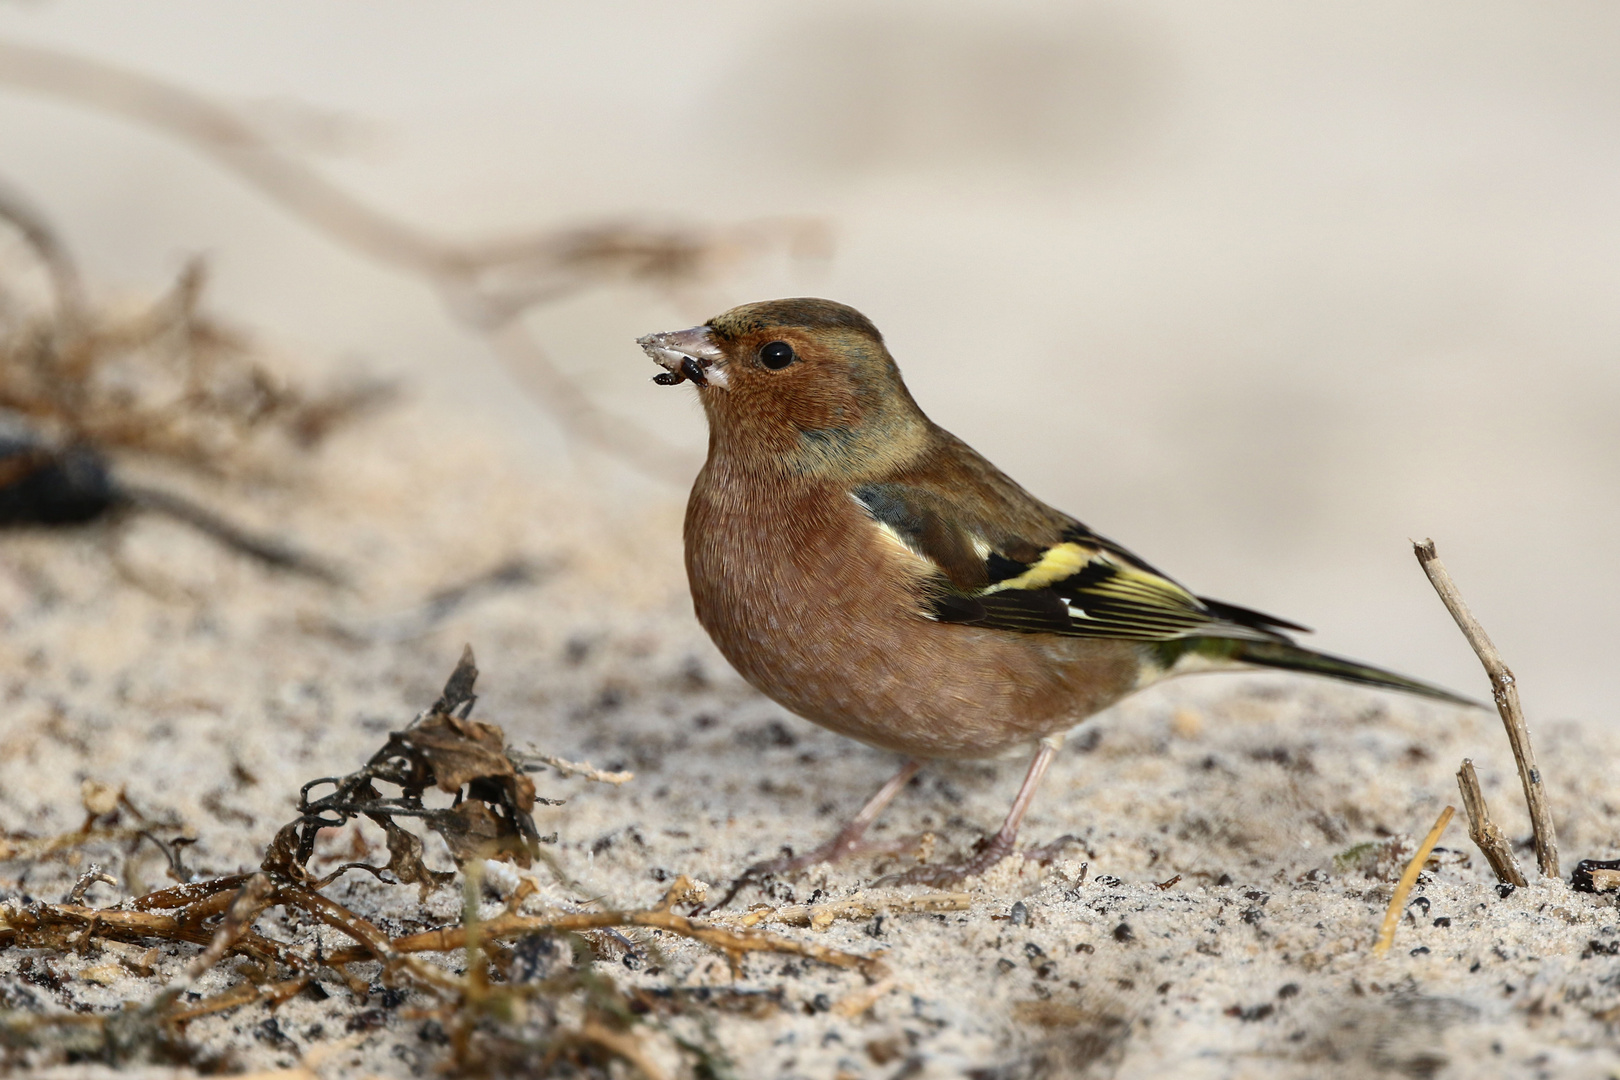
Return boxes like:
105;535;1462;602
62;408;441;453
850;480;1306;644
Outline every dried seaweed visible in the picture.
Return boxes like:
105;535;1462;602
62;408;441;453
261;648;544;895
1572;858;1620;894
0;193;378;579
0;649;882;1076
0;212;386;480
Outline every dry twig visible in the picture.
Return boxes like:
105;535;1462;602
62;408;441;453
1455;759;1527;888
325;906;886;980
164;976;309;1027
0;177;83;320
1373;806;1454;958
1414;540;1558;878
510;751;634;785
177;873;275;985
0;828;155;869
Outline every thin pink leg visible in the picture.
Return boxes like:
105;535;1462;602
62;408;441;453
706;759;922;911
883;735;1065;887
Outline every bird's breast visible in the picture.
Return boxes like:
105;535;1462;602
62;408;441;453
682;464;1139;758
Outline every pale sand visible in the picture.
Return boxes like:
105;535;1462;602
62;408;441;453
2;402;1617;1079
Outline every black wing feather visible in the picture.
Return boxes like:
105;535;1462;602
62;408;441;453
857;484;1301;644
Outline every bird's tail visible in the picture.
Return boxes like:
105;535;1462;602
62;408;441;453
1157;637;1480;707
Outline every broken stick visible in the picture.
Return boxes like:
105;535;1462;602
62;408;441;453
1414;540;1558;879
1456;759;1527;888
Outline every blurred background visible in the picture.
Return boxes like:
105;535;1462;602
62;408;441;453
1;1;1616;724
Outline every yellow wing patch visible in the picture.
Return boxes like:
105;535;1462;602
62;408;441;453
977;541;1207;632
979;541;1091;594
1086;563;1200;609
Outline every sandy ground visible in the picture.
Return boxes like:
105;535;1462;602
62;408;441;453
2;402;1619;1079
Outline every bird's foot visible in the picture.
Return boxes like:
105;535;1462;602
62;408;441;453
875;833;1080;888
702;830;922;913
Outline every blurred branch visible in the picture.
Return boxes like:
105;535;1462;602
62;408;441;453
119;481;346;584
0;174;85;323
0;39;827;484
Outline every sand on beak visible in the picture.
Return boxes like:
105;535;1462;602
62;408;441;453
636;326;729;389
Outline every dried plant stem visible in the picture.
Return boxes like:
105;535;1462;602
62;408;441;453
512;750;634;785
0;898;287;963
1373;805;1454;958
0;176;85;321
1414;539;1558;879
179;873;274;984
485;321;697;485
273;883;463;994
120;483;346;584
63;865;117;905
165;975;309;1026
1455;759;1527;888
326;906;887;980
129;874;254;910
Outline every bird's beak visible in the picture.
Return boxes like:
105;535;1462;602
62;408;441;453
636;325;729;390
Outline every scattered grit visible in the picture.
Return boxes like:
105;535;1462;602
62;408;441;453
1;401;1617;1079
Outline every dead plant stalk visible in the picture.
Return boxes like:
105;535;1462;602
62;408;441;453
1455;759;1527;888
1373;806;1454;958
1414;539;1558;879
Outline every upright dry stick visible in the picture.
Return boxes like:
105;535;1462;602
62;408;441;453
1414;540;1558;879
1455;758;1527;888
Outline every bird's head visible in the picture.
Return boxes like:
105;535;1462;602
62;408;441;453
637;298;931;477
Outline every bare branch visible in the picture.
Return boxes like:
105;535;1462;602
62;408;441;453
119;481;347;584
1455;759;1527;888
179;872;274;984
510;749;634;785
486;321;697;485
0;174;85;322
62;865;117;905
328;906;888;981
1414;539;1558;878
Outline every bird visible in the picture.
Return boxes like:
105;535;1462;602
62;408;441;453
637;297;1472;897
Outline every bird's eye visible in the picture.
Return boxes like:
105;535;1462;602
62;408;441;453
759;341;797;370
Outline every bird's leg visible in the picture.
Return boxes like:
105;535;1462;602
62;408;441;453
881;735;1065;887
705;759;922;912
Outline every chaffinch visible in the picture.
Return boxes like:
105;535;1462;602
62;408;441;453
638;298;1470;892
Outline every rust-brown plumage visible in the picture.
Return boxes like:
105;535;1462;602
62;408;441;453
638;298;1470;890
